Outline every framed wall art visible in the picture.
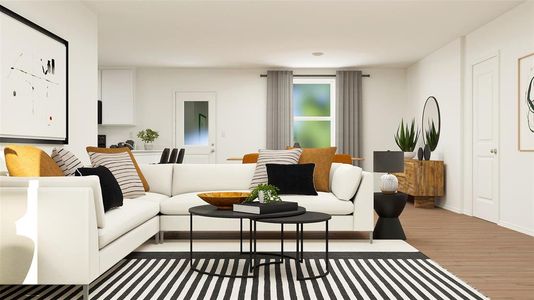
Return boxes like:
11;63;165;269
518;52;534;151
0;5;68;144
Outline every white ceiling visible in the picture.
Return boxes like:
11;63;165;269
86;0;521;68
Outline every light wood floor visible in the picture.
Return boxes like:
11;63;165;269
401;203;534;300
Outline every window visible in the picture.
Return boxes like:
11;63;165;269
292;78;335;148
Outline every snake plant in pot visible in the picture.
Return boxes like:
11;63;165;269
425;119;440;151
394;119;420;159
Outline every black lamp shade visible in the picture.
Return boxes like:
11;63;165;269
373;151;404;173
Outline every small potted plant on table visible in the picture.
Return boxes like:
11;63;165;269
246;184;281;204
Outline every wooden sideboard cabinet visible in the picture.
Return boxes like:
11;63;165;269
394;159;445;208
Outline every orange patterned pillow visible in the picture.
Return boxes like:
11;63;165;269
298;147;337;192
4;145;64;177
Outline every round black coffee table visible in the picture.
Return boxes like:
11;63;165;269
258;212;331;280
189;205;306;278
373;192;408;240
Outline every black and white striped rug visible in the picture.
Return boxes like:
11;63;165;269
0;252;487;300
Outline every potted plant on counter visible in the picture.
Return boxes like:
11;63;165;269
137;129;159;150
394;119;419;159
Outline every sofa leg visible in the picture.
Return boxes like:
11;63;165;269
160;231;164;244
82;284;89;300
155;233;160;244
369;232;373;244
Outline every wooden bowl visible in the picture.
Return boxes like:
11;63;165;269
197;192;251;210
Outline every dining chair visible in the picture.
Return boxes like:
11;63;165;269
168;148;179;164
159;148;170;164
177;148;185;164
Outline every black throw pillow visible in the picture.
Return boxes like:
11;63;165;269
75;166;123;212
266;163;318;195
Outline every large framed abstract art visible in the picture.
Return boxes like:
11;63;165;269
0;5;68;144
518;52;534;151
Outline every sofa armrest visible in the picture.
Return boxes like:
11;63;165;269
0;176;106;228
352;171;374;232
0;186;99;285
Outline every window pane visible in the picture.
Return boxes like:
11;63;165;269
293;84;330;116
184;101;209;145
293;121;331;148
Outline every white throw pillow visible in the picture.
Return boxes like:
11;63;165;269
51;148;84;176
88;151;145;198
331;164;362;201
250;148;303;189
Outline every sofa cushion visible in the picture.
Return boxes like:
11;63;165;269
88;150;145;199
172;164;255;195
76;166;123;212
297;147;336;192
266;163;317;195
161;190;250;215
250;149;303;189
330;163;362;201
139;164;173;196
4;145;64;177
280;192;354;215
161;191;353;216
98;197;159;249
129;192;169;204
51;148;84;176
86;147;150;192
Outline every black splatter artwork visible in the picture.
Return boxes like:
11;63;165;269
527;76;534;133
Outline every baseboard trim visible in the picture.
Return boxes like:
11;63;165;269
498;221;534;237
435;202;463;214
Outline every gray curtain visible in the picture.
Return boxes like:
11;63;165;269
266;70;293;150
336;70;362;159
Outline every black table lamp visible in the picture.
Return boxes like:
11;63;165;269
373;151;404;194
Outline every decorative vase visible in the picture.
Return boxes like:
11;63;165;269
423;144;431;160
380;173;398;194
403;151;415;159
417;147;424;160
258;191;266;203
144;143;153;150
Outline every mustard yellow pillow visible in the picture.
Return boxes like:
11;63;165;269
86;147;150;192
4;145;64;177
298;147;337;192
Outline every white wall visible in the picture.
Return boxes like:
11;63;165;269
407;1;534;236
406;38;464;212
99;68;267;163
100;68;409;169
463;1;534;236
361;69;409;184
0;1;98;167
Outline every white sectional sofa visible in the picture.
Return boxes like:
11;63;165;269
0;162;373;297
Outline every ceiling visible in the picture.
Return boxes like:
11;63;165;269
85;0;521;68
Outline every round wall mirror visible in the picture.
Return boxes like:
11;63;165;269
422;96;441;151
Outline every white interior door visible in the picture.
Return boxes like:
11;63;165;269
472;55;500;223
175;92;216;163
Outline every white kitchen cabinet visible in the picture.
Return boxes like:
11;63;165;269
100;69;135;125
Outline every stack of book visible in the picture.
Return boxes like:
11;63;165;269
233;201;298;215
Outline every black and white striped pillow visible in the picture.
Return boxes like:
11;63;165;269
88;151;145;199
250;148;303;189
51;148;84;176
